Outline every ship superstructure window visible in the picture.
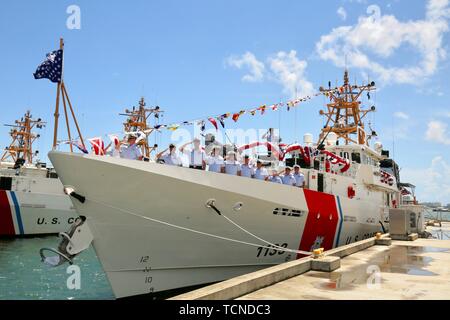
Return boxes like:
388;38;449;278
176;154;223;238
46;170;59;179
366;157;376;166
351;152;361;164
0;177;12;190
361;153;368;165
340;152;350;160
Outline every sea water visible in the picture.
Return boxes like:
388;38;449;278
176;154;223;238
425;210;450;222
0;236;115;300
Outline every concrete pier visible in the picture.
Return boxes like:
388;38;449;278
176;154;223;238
171;223;450;300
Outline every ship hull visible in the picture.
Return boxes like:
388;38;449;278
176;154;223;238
0;189;78;236
49;151;384;298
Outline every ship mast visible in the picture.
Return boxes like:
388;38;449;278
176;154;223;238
120;97;162;158
319;70;377;146
1;111;46;164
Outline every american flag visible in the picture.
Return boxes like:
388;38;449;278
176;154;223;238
33;50;63;83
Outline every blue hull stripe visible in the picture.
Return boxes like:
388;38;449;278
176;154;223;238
10;192;24;235
335;196;344;247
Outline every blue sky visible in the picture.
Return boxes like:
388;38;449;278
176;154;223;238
0;0;449;203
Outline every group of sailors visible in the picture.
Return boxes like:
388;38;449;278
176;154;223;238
110;135;305;187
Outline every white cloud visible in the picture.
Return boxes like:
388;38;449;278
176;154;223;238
337;7;347;21
316;0;450;85
268;50;314;98
426;120;450;144
226;52;265;82
402;156;450;203
394;111;409;120
227;50;314;99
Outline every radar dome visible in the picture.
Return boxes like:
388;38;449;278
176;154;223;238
303;133;313;145
374;142;383;153
326;132;338;145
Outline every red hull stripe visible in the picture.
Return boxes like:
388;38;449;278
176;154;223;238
297;189;340;259
0;190;15;235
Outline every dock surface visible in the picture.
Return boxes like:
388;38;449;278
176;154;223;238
172;223;450;300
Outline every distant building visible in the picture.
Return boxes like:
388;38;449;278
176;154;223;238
422;202;442;208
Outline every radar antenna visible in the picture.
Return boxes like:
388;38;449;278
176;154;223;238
319;70;376;145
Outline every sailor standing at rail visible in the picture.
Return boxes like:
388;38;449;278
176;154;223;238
206;146;224;173
179;138;206;170
222;151;241;176
293;165;306;188
266;169;282;184
156;143;182;166
120;134;143;160
240;155;255;178
280;167;296;186
254;160;268;180
107;140;122;158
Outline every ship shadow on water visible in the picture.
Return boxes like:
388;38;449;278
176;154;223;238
122;282;219;300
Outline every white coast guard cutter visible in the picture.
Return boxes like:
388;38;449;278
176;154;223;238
48;72;402;298
0;111;78;236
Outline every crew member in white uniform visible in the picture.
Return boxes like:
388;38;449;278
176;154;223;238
240;155;255;178
266;169;282;184
223;151;241;176
108;141;122;158
280;167;296;186
156;143;181;166
206;146;225;173
120;135;143;160
293;165;306;188
179;138;206;170
254;160;268;180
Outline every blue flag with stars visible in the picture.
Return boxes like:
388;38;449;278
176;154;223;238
33;50;63;83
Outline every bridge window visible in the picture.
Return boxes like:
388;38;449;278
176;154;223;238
351;152;361;164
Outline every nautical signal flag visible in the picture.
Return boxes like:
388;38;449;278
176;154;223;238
144;91;326;132
88;137;105;155
33;50;63;83
108;134;120;148
208;117;218;130
258;105;266;115
167;124;180;131
198;120;206;132
232;110;245;122
63;140;88;154
74;140;88;154
218;116;225;128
